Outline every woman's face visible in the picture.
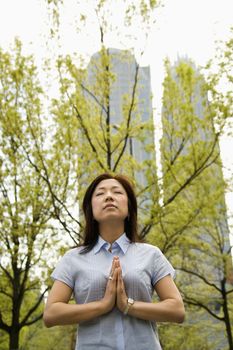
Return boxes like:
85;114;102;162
91;179;128;224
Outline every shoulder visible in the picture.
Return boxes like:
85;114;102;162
133;243;175;283
58;246;85;261
52;246;89;277
134;242;162;256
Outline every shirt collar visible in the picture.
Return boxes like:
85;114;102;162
93;233;130;255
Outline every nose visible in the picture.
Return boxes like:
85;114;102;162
105;192;114;201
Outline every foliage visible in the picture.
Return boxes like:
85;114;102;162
53;47;159;225
158;310;227;350
45;0;158;43
0;5;233;350
151;57;233;349
0;39;61;350
21;320;77;350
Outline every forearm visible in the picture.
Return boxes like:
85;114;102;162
128;299;185;323
43;301;106;327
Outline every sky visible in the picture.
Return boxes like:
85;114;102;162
0;0;232;238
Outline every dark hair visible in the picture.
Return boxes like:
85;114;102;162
81;173;139;253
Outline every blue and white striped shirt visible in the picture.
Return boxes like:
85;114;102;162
51;233;175;350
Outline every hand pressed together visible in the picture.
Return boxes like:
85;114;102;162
101;256;128;314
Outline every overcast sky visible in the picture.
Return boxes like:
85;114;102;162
0;0;232;236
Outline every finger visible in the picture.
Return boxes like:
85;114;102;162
113;267;118;280
116;267;122;286
109;257;118;276
114;257;121;269
107;269;117;290
117;268;125;292
109;265;118;282
113;257;119;269
112;256;120;271
117;265;122;279
112;256;119;267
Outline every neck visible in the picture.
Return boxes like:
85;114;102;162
99;221;124;243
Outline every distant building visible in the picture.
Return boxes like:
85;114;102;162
86;48;156;186
161;57;231;256
161;57;232;348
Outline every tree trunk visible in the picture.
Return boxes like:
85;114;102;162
105;50;111;171
9;328;20;350
224;305;233;350
222;280;233;350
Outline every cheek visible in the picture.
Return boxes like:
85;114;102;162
91;199;99;218
123;198;129;214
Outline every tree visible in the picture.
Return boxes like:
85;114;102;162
22;4;233;348
1;2;232;349
0;40;56;350
153;56;233;349
1;1;160;347
20;320;77;350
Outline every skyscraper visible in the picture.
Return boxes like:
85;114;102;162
160;57;232;348
86;48;155;186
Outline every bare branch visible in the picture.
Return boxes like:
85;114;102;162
113;63;140;171
177;267;222;292
0;262;13;283
183;298;224;322
80;82;108;115
19;287;49;328
0;310;10;333
164;136;220;206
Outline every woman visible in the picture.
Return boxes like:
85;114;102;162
43;173;185;349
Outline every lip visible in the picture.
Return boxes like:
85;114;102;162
104;204;117;209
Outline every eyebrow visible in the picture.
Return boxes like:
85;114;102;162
96;185;122;191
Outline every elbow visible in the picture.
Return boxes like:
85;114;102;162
176;303;185;324
43;310;55;328
176;311;185;324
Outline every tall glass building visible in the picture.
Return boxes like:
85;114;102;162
160;57;232;348
86;48;156;186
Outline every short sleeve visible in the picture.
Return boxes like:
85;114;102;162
51;251;75;289
151;248;176;286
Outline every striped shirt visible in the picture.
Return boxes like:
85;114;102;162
51;233;175;350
